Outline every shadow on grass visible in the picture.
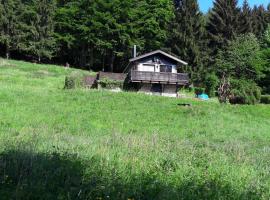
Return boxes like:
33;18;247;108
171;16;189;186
0;150;83;200
0;150;263;200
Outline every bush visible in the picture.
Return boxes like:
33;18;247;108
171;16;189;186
64;72;96;89
205;73;219;97
98;78;124;89
229;80;261;105
261;95;270;104
64;72;84;89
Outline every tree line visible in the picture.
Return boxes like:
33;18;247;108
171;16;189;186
0;0;270;102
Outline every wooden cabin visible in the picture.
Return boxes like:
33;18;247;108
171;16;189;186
126;50;189;97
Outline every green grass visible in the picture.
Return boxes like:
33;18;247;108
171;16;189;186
0;59;270;199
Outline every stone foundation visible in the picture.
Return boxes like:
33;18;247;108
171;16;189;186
162;85;177;97
138;83;178;97
138;83;153;95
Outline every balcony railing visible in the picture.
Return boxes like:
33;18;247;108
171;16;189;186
130;70;189;85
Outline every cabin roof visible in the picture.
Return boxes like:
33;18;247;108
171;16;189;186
129;50;188;65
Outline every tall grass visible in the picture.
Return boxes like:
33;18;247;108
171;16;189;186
0;59;270;199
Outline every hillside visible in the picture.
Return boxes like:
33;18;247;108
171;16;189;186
0;59;270;199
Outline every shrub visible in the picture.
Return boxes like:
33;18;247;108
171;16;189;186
64;72;96;89
64;72;84;89
205;73;219;97
229;80;261;105
261;95;270;104
98;78;124;89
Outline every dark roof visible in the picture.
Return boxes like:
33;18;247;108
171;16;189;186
83;75;97;88
129;50;188;65
98;72;127;81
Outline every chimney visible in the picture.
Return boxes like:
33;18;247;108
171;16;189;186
133;45;137;58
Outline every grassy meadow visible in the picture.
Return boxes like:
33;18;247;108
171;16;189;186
0;59;270;199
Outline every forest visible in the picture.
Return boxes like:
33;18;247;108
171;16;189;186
0;0;270;103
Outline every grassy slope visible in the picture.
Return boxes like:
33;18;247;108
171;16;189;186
0;59;270;199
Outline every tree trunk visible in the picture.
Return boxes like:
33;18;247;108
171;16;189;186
102;54;105;72
6;47;9;60
79;45;87;67
218;74;230;103
89;47;94;71
110;51;115;72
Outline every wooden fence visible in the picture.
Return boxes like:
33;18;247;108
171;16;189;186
130;70;189;85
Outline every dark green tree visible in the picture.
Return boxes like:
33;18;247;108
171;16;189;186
0;0;25;59
239;0;253;34
206;0;240;56
55;0;137;70
23;0;57;62
259;26;270;94
216;34;264;104
251;5;269;37
169;0;205;82
54;1;81;65
216;34;263;80
54;0;174;71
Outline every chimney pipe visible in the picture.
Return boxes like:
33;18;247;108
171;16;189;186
133;45;137;58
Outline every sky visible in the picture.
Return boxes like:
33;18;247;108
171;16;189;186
198;0;269;13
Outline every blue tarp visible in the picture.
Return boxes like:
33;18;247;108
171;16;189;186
197;93;209;100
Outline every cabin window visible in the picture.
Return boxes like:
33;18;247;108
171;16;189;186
143;64;155;67
160;65;172;73
142;64;155;72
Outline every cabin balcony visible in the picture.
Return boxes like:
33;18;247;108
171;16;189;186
129;70;189;85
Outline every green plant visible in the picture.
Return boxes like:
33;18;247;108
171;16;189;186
64;72;84;89
261;95;270;104
205;73;219;97
98;78;124;89
229;79;261;105
64;71;96;89
215;34;264;81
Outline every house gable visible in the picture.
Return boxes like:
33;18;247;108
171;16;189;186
129;50;188;65
133;53;178;66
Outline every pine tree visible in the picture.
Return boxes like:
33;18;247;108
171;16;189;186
24;0;57;62
206;0;240;55
135;0;174;52
169;0;205;80
54;0;81;65
259;26;270;94
239;0;253;34
267;4;270;24
0;0;25;59
251;5;268;37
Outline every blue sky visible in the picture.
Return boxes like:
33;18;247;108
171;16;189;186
199;0;269;13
